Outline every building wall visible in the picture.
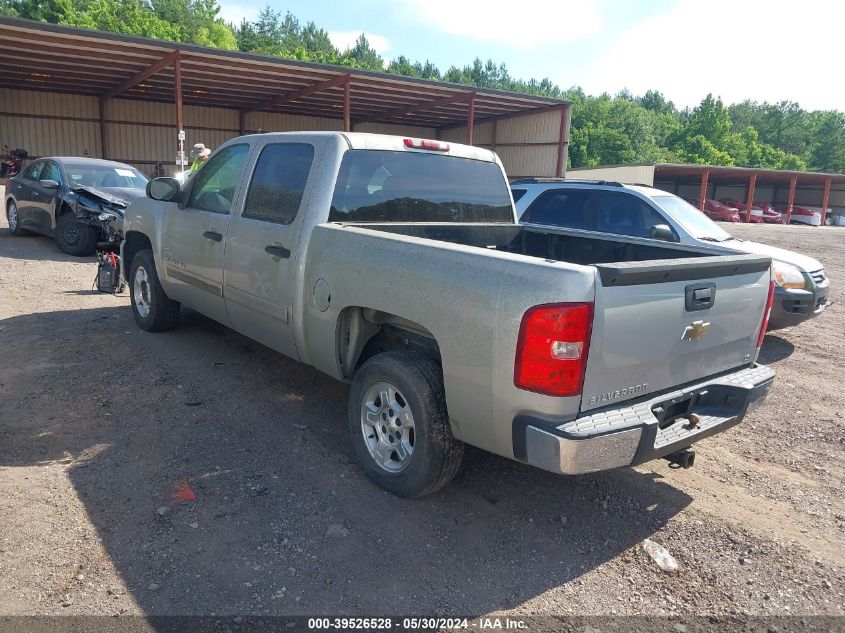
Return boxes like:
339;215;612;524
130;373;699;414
569;164;656;185
1;88;435;177
441;108;566;178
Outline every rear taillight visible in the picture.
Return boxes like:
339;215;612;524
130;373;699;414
514;303;594;397
403;138;450;152
757;281;775;348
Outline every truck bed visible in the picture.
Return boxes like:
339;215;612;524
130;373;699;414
350;222;705;266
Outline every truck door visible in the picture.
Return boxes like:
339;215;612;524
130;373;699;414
161;143;250;326
223;140;318;360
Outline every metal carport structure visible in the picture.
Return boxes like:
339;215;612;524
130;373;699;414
0;17;571;178
569;163;845;226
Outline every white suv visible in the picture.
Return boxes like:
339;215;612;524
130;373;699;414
511;178;830;331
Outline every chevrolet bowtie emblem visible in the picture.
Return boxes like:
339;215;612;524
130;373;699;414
682;320;711;342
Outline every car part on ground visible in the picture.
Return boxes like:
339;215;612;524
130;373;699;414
94;250;125;294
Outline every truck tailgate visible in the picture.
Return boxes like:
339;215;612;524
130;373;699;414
581;254;771;412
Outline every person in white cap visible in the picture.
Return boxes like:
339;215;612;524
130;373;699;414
190;143;211;173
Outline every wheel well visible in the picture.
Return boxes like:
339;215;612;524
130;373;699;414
337;307;441;379
123;231;152;276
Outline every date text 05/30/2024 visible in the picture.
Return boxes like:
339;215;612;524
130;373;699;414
307;617;527;630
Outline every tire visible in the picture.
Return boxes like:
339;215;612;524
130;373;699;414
348;350;464;497
55;212;97;256
129;249;180;332
6;200;27;236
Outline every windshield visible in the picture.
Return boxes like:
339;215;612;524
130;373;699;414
329;150;514;223
63;163;149;189
652;195;732;241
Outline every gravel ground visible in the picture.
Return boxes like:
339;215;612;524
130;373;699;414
0;215;843;622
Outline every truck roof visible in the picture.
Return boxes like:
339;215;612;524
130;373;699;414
237;131;498;163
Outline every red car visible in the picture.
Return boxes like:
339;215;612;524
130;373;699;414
719;199;785;224
684;198;741;222
774;204;822;226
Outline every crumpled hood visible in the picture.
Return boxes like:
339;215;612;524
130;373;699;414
75;186;146;212
725;238;823;273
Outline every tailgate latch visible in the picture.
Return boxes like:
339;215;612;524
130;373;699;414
685;282;716;312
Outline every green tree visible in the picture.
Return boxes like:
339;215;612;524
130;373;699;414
807;112;845;172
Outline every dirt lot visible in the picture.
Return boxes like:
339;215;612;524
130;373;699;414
0;216;843;623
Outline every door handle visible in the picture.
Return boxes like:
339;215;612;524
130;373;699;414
265;244;291;259
203;230;223;242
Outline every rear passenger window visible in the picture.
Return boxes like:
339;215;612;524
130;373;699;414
523;189;592;230
243;143;314;225
593;192;671;239
511;188;527;202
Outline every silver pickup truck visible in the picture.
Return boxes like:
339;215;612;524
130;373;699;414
122;132;775;497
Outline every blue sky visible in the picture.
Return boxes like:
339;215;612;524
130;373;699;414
217;0;844;111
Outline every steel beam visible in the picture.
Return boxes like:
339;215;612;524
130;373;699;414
343;75;351;132
102;50;178;100
98;97;108;159
785;174;797;224
356;92;473;125
821;177;831;226
745;173;757;223
242;74;350;114
466;92;476;145
175;52;183;167
698;170;709;211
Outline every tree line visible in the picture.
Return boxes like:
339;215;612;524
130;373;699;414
3;0;844;172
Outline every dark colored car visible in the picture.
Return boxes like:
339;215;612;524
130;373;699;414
683;197;741;222
5;157;148;255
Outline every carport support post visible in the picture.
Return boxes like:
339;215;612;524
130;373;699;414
466;92;475;145
821;177;832;226
785;174;797;224
98;97;108;159
745;173;757;223
698;169;709;211
174;52;183;164
343;75;351;132
238;110;246;136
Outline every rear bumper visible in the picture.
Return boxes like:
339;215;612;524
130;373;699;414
768;283;830;330
517;364;775;476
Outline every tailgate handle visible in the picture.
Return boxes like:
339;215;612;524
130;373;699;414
685;282;716;312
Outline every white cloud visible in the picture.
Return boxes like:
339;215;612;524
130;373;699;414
581;0;845;110
329;31;391;55
217;1;260;25
395;0;603;49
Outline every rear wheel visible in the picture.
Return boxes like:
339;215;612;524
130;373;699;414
348;351;463;497
55;212;97;256
6;200;26;236
130;249;180;332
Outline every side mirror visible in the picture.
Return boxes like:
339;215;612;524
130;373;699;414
39;179;60;190
147;177;181;202
650;223;678;242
